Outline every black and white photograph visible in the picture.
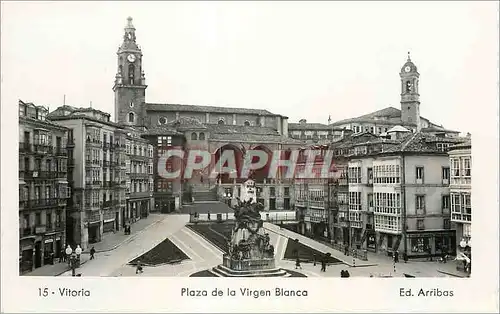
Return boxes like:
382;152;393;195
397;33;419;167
1;1;498;313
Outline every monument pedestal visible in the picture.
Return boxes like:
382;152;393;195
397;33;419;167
209;255;291;277
211;254;291;277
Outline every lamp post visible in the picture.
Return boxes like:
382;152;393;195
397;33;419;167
65;245;76;276
459;238;467;249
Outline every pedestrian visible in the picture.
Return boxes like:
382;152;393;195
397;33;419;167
345;270;350;278
136;261;144;274
295;257;302;269
403;252;408;263
321;259;326;272
344;245;349;256
313;254;317;266
207;211;211;221
90;247;96;260
340;270;346;277
427;247;433;261
59;249;65;263
394;251;399;263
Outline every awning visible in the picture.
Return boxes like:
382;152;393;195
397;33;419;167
104;219;115;223
58;180;68;184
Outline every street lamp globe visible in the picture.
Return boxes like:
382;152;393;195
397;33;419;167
459;238;467;248
75;245;82;255
65;245;73;255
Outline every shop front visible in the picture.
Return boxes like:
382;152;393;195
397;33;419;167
88;222;101;244
19;240;34;274
155;197;175;213
405;230;456;258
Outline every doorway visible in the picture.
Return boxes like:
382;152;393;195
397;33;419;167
115;212;120;231
34;242;42;268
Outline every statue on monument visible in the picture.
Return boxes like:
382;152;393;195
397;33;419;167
228;179;275;261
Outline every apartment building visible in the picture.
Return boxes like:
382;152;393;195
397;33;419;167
124;127;154;221
448;140;471;256
328;128;467;258
18;100;70;274
47;106;127;250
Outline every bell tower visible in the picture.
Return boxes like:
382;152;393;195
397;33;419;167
113;17;147;126
400;52;421;131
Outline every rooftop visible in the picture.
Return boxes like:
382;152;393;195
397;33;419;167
146;103;281;116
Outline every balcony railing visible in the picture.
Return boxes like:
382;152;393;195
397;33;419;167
22;198;59;209
130;172;150;179
103;200;113;208
85;181;102;188
128;191;152;198
19;142;32;153
19;227;35;237
55;147;67;156
33;144;53;154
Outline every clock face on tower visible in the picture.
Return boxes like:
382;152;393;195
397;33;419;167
404;66;411;73
127;54;136;63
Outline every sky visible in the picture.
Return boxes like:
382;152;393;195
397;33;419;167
1;1;498;133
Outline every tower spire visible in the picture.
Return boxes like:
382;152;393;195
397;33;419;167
407;51;411;62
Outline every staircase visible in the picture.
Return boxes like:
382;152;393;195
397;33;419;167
191;184;218;202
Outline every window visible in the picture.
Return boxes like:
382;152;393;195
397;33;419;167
46;212;52;228
373;164;400;184
244;121;251;126
443;219;450;229
191;132;198;140
128;112;135;123
417;219;425;230
370;127;374;133
451;158;460;177
462;157;471;177
199;132;205;140
284;187;290;197
367;193;373;209
348;167;361;183
442;167;450;181
416;166;424;181
269;187;275;197
411;237;428;252
367;167;373;183
416;195;425;215
349;192;361;211
35;213;41;226
218;119;225;125
441;195;450;211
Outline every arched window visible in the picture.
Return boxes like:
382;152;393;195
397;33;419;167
128;112;135;123
191;132;198;140
199;132;205;140
244;121;251;126
218;119;225;125
128;64;135;84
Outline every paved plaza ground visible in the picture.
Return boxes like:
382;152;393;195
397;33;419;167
32;203;466;278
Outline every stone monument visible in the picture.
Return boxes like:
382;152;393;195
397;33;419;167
210;179;291;277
